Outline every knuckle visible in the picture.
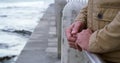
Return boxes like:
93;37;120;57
68;38;72;41
67;38;70;41
68;36;71;39
82;30;86;31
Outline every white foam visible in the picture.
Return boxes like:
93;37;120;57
0;0;53;61
0;1;49;8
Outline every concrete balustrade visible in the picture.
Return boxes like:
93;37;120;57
55;0;67;59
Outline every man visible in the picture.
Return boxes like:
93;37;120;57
66;0;120;63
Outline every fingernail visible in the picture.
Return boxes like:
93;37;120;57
72;31;76;34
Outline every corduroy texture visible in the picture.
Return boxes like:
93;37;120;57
75;0;120;62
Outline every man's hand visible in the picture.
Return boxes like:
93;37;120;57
65;21;85;50
65;21;85;42
76;29;92;50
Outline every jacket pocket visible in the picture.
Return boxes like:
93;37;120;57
96;7;120;21
94;7;120;29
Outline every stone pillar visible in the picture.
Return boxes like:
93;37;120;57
54;0;67;59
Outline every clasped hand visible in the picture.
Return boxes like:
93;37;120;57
65;21;92;51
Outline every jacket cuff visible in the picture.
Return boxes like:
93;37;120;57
88;31;104;53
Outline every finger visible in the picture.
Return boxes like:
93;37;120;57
69;41;75;44
65;23;74;34
77;41;88;50
75;43;82;51
65;29;71;39
69;42;77;49
76;35;83;49
65;27;73;38
70;45;77;49
76;42;84;50
68;36;76;42
73;34;77;38
76;38;81;46
76;33;82;41
71;22;81;34
66;24;74;36
66;26;76;42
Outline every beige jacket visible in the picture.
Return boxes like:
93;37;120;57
75;0;120;62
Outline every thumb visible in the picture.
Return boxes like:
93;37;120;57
71;23;81;34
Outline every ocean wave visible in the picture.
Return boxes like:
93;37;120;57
0;55;16;63
0;15;7;18
2;29;32;36
0;43;9;49
0;49;17;62
0;18;38;34
0;0;54;63
0;1;49;9
0;31;28;62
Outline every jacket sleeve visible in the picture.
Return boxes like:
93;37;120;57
74;6;88;24
88;12;120;53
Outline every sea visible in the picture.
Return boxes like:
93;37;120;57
0;0;54;63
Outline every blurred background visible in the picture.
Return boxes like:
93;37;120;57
0;0;53;63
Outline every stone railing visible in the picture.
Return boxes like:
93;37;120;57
55;0;67;58
60;0;105;63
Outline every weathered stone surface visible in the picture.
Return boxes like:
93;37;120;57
48;38;57;43
48;42;57;47
61;0;88;63
45;47;57;53
16;3;60;63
